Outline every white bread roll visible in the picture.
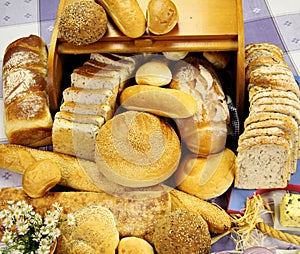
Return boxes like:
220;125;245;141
120;85;198;119
2;35;52;147
175;148;236;200
135;61;172;86
147;0;179;35
95;0;146;38
95;111;181;187
118;237;154;254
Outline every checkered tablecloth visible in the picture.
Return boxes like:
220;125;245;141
0;0;299;251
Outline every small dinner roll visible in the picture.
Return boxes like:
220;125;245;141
58;0;108;45
147;0;179;35
118;237;154;254
135;61;172;86
22;159;61;198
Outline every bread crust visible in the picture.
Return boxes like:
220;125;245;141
96;0;146;38
2;35;52;147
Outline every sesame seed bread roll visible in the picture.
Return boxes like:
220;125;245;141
120;85;198;119
96;0;146;38
95;111;181;188
58;0;108;45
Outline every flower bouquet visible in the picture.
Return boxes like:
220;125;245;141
0;201;74;254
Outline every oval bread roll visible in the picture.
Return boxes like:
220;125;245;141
120;85;198;119
135;61;172;86
118;237;154;254
147;0;179;35
96;0;146;38
175;148;236;200
95;111;181;187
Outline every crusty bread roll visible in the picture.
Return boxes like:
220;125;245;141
22;159;62;198
135;61;172;86
118;237;154;254
95;111;181;187
147;0;179;35
120;85;198;118
58;205;119;254
175;148;236;200
153;210;211;254
58;0;108;45
2;35;53;147
203;51;231;69
170;56;229;156
96;0;146;38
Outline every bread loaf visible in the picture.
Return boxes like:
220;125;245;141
2;35;52;147
95;0;146;38
120;85;198;118
95;111;181;187
170;56;229;156
235;42;300;189
0;187;171;244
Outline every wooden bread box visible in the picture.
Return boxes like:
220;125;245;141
47;0;245;117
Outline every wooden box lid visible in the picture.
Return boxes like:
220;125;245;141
48;0;245;114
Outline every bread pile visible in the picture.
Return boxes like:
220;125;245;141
52;53;137;161
235;42;300;189
2;35;53;147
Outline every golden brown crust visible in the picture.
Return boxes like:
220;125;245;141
96;0;146;38
169;188;232;234
58;0;108;45
95;111;181;187
22;159;62;198
120;85;198;118
118;237;154;254
147;0;178;35
175;148;236;200
2;35;52;147
153;210;211;254
58;205;119;254
0;187;171;244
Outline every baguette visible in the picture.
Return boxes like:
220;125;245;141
0;187;171;244
0;143;126;193
169;188;232;233
95;0;146;38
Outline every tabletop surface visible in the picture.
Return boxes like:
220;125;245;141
0;0;300;252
